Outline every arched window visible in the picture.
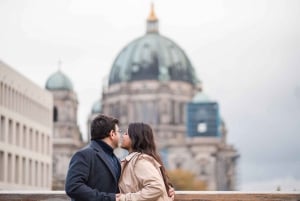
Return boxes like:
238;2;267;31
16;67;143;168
53;106;58;122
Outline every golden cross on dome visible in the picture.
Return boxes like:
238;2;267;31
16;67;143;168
147;3;157;21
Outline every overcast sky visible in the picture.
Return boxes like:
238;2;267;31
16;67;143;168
1;0;300;191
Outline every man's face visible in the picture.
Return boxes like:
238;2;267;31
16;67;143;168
112;124;121;148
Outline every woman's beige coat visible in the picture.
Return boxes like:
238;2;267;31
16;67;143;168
118;152;172;201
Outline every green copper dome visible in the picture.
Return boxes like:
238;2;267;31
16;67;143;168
108;8;199;86
91;99;102;114
45;70;73;91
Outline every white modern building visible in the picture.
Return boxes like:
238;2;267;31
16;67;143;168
0;60;53;190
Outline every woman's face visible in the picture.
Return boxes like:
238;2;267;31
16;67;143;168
121;129;132;151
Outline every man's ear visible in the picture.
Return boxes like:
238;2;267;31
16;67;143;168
109;130;115;138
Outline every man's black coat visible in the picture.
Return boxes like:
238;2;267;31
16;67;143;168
65;140;120;201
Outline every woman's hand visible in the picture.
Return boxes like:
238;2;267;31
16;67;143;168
115;193;121;201
168;187;175;200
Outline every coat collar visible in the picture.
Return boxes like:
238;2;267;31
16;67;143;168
90;140;120;183
90;140;103;151
123;152;141;162
122;152;161;168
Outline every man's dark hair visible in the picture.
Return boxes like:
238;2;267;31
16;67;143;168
91;114;119;140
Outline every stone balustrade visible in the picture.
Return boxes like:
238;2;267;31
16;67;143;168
0;191;300;201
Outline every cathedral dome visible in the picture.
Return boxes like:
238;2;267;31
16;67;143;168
91;99;102;114
45;70;73;91
108;6;199;86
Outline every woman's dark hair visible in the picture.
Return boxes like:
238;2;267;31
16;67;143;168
128;122;171;192
91;114;118;140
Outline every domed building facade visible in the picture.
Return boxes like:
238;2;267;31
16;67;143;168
93;6;239;190
103;6;201;138
45;69;84;190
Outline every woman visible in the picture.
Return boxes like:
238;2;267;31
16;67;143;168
117;122;173;201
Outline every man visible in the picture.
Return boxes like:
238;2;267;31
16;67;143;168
65;114;121;201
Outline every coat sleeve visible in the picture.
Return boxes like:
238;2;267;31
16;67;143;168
65;151;115;201
119;159;165;201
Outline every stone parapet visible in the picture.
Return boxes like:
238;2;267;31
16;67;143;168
0;191;299;201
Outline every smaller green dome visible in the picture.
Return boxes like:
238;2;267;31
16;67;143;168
192;91;212;103
45;70;73;91
91;100;102;114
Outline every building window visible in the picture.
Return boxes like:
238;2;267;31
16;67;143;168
16;122;20;146
197;122;207;133
22;157;26;185
53;106;58;122
8;119;13;144
0;116;5;142
29;159;32;185
29;129;33;150
23;125;27;148
7;153;12;183
46;136;50;155
0;151;4;181
35;161;38;186
41;162;44;187
46;164;50;187
41;133;45;154
35;131;39;152
15;155;19;183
